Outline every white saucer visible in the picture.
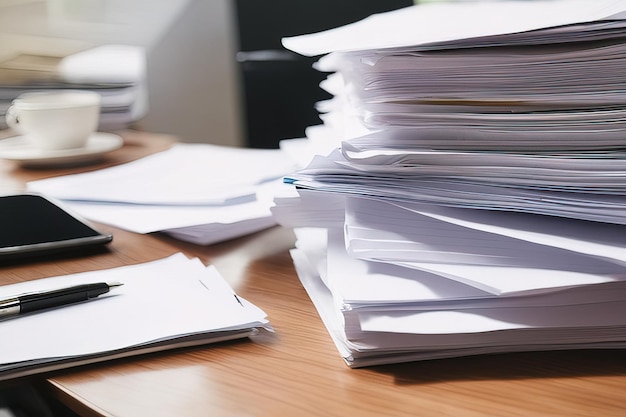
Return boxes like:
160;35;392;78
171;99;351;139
0;132;123;168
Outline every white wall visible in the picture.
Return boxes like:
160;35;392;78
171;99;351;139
0;0;244;147
140;0;244;146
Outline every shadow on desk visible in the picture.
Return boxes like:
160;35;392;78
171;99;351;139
374;349;626;385
0;382;78;417
0;246;112;268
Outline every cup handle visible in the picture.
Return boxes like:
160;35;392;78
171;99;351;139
5;105;22;133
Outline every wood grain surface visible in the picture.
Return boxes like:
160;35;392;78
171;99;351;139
1;131;625;417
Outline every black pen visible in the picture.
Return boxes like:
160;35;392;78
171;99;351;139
0;282;123;319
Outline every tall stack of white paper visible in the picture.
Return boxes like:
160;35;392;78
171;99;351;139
274;0;626;367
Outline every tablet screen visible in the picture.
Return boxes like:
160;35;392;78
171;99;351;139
0;194;112;259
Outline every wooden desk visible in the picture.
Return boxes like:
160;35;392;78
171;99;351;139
1;131;625;417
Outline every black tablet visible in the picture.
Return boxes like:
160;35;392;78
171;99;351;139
0;194;112;260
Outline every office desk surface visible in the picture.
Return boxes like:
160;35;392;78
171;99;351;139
1;131;625;417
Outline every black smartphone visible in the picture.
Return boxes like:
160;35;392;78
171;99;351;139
0;194;112;261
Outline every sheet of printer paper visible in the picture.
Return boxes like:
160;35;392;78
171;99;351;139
282;0;626;56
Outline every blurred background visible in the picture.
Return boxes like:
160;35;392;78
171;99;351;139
0;0;415;148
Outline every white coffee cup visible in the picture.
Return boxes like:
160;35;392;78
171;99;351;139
6;90;101;150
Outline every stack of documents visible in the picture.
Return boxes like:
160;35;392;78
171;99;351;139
28;143;299;245
0;253;271;381
273;0;626;367
0;45;147;130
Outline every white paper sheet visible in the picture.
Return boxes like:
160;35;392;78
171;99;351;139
27;143;297;205
0;254;269;377
282;0;626;56
344;197;626;295
26;144;299;244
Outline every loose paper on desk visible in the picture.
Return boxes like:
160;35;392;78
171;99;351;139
0;253;271;381
28;143;295;205
27;143;299;244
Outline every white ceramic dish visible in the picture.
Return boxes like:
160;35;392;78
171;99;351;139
0;132;123;168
